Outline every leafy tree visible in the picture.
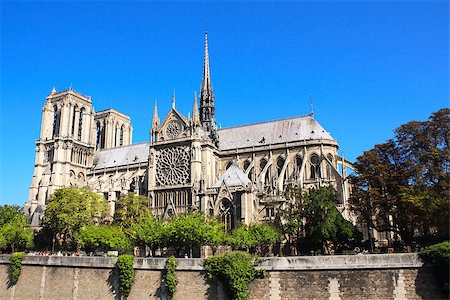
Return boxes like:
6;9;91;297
42;187;109;248
74;225;132;254
0;205;34;252
350;108;449;245
114;192;152;229
165;213;208;257
229;225;257;252
131;215;166;256
204;217;228;255
250;223;282;256
301;187;356;253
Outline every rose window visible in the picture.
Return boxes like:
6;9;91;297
165;120;182;139
156;147;190;186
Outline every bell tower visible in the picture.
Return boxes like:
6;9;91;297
25;88;96;223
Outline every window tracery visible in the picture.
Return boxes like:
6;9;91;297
156;146;190;186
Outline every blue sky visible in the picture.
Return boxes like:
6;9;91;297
1;1;448;206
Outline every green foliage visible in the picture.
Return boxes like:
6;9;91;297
421;241;450;295
204;251;263;300
229;223;281;254
42;187;109;248
302;188;356;251
74;225;132;253
114;192;152;229
278;187;358;254
116;254;135;297
350;108;449;244
130;215;165;255
204;218;227;255
165;213;208;256
9;252;25;285
162;256;178;300
0;205;34;252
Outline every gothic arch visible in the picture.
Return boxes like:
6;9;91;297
215;198;236;232
310;153;321;179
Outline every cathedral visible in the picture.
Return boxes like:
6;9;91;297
25;33;353;229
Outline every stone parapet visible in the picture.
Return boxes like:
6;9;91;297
0;253;426;270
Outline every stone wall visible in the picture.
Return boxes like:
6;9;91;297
0;254;444;300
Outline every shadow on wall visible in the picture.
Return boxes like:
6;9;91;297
414;267;447;300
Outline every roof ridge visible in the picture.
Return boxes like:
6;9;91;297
218;114;313;131
98;141;150;153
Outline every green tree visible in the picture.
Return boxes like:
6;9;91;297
250;223;282;256
114;192;152;229
350;108;449;245
74;225;132;254
229;225;257;252
0;205;34;252
42;187;109;248
204;218;228;255
165;213;208;257
301;188;355;253
131;215;165;256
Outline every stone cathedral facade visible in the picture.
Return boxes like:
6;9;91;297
25;33;353;229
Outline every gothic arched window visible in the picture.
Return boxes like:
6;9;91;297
295;156;303;179
96;122;101;149
326;154;333;179
78;108;85;140
71;105;77;136
310;154;321;179
52;106;60;138
114;124;118;147
276;157;285;176
218;199;234;232
120;125;124;146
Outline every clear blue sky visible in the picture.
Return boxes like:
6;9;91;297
1;1;448;206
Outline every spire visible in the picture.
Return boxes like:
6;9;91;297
152;100;160;129
310;95;314;117
200;31;215;129
51;86;57;94
172;90;176;109
192;91;200;125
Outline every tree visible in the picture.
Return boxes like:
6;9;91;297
250;223;282;256
350;108;449;245
131;215;165;256
204;217;228;255
165;213;208;257
42;187;109;248
0;205;34;252
74;225;132;254
301;188;356;253
114;192;152;229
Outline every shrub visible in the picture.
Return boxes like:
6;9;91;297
9;252;25;285
116;254;135;297
162;256;178;300
204;251;263;300
421;241;450;296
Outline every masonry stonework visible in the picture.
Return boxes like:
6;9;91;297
0;254;445;300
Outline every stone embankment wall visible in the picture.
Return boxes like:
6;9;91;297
0;254;444;300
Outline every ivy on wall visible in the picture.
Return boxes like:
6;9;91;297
162;256;178;300
9;252;25;286
204;251;264;300
116;254;135;297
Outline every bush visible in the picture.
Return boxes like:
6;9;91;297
9;252;25;285
204;251;263;300
116;254;135;297
421;241;450;296
162;256;178;300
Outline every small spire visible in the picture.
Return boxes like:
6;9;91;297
152;99;160;129
51;86;56;94
172;89;176;109
192;91;200;125
310;95;314;117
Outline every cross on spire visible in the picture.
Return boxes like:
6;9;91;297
200;31;215;131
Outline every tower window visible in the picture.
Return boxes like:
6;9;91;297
120;125;124;146
310;154;321;179
52;106;60;138
78;108;84;140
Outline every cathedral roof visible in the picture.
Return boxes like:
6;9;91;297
93;142;149;170
217;115;335;150
213;163;252;188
